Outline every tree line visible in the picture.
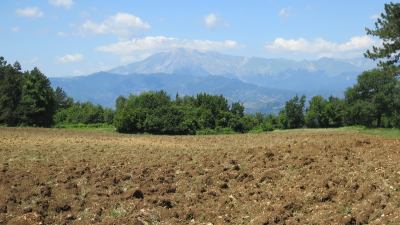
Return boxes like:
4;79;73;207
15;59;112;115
1;2;399;134
113;91;264;134
278;69;400;129
2;60;399;134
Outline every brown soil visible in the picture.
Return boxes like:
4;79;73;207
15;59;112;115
0;128;400;225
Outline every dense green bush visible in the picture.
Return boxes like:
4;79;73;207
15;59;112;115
113;91;258;134
114;91;197;134
54;102;114;125
303;96;346;128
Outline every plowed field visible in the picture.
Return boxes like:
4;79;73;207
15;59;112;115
1;128;400;225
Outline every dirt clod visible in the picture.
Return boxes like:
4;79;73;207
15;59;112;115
132;190;144;199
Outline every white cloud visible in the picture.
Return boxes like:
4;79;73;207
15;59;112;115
57;54;84;64
203;13;229;29
80;12;150;37
204;13;218;28
16;7;43;18
49;0;74;9
96;36;238;61
279;8;291;18
265;36;378;58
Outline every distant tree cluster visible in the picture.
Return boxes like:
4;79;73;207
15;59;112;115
273;95;345;130
277;68;400;129
113;91;261;134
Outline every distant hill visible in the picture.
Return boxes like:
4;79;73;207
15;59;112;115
51;48;376;113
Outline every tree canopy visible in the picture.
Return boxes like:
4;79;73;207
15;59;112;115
365;2;400;72
279;95;306;129
345;68;400;127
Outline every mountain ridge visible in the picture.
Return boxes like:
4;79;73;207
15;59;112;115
110;48;374;78
51;48;376;113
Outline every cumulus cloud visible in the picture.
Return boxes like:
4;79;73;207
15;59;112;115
97;36;238;54
16;7;43;18
57;54;84;64
80;12;150;37
96;36;238;61
49;0;74;9
265;36;378;58
204;13;218;28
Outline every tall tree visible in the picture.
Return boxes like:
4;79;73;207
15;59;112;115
324;96;345;128
54;87;73;111
305;96;328;128
19;68;55;127
231;102;245;117
280;95;306;129
0;58;23;126
365;3;400;72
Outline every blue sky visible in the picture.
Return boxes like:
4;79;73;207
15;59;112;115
0;0;392;77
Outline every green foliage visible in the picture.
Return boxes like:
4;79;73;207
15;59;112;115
0;57;23;126
280;95;306;129
54;102;114;125
325;97;346;127
365;3;400;70
54;87;73;111
103;108;115;124
18;68;56;127
264;114;280;131
0;58;83;128
114;91;197;134
231;102;245;117
345;69;400;127
305;96;327;128
228;114;257;133
114;91;265;135
193;93;230;129
304;96;346;128
346;100;376;127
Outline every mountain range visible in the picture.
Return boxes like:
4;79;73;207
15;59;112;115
50;48;376;113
